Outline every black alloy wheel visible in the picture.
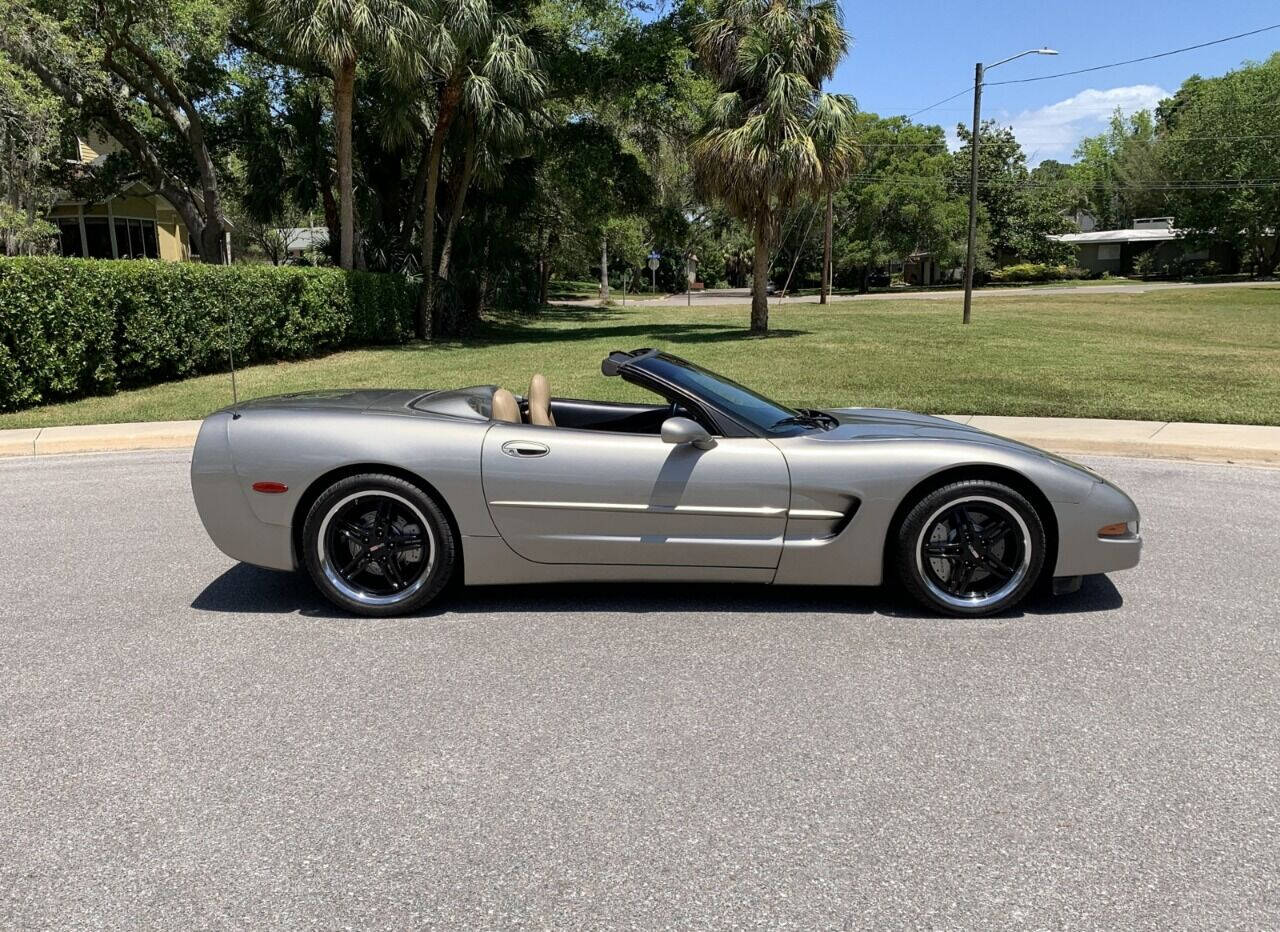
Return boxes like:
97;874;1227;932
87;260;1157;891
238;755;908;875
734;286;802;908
302;474;456;616
895;480;1045;617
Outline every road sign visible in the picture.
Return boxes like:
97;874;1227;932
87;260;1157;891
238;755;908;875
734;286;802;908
647;257;659;271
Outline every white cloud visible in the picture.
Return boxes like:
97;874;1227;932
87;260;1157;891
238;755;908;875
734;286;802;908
945;84;1171;165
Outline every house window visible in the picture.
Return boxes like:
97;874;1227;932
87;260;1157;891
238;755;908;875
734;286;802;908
58;216;159;259
56;219;84;257
1097;244;1121;261
114;217;159;259
83;218;113;258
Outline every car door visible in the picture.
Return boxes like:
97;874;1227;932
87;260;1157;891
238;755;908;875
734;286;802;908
481;422;790;568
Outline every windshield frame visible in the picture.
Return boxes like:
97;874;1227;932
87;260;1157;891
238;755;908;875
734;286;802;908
616;351;816;437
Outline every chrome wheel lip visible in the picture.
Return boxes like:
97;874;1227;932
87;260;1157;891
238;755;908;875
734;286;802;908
915;495;1032;611
317;490;436;607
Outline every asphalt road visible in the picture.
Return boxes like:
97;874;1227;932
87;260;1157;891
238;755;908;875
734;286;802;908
2;451;1278;929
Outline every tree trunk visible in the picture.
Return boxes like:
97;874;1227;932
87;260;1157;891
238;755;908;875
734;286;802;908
333;56;356;271
859;266;870;294
435;127;476;285
415;77;462;340
820;190;833;304
600;234;609;299
538;230;552;306
750;224;769;333
320;183;339;261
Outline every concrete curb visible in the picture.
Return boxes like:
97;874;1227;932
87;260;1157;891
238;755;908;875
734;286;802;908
0;420;201;457
0;415;1278;466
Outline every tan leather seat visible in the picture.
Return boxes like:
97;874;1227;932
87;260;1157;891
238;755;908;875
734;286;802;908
491;388;521;424
528;374;555;427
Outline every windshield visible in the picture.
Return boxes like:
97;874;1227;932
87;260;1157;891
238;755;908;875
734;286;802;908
637;353;811;434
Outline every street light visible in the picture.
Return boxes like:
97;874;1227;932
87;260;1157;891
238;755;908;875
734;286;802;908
962;47;1058;325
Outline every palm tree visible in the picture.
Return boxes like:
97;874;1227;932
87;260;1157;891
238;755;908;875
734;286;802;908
691;0;858;333
413;0;542;339
435;25;544;287
264;0;424;270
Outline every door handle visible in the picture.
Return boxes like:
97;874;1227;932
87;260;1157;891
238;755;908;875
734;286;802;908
501;440;550;458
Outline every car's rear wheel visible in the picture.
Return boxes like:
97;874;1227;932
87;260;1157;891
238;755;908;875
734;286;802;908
894;480;1045;617
302;474;456;617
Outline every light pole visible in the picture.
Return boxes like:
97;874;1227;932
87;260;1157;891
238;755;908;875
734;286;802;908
963;47;1057;325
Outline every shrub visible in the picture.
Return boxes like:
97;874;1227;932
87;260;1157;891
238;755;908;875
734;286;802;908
987;262;1071;283
0;257;417;412
1132;250;1159;279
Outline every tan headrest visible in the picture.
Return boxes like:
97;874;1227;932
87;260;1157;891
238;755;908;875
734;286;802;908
491;388;520;424
528;374;555;427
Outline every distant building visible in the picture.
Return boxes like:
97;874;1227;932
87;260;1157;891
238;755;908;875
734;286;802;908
1049;218;1210;276
275;226;330;261
48;130;204;262
903;250;960;286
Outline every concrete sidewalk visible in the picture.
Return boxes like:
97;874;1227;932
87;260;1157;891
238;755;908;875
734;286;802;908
2;415;1278;465
560;278;1280;309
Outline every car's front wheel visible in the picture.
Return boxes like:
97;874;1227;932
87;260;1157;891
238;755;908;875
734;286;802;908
894;480;1046;617
302;474;456;616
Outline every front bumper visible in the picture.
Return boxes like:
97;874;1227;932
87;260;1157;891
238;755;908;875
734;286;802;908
1053;479;1142;577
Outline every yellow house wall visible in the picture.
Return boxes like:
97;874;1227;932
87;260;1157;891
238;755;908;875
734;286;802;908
156;211;186;261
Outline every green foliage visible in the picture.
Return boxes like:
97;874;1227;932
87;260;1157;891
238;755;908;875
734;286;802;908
0;50;62;255
951;121;1073;265
987;262;1071;283
1132;250;1159;279
1159;53;1280;276
1071;109;1166;230
834;114;965;282
0;257;415;411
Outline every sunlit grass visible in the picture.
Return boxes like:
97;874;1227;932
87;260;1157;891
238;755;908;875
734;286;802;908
3;285;1278;428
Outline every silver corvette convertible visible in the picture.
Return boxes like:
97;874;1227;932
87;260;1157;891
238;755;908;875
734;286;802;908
191;348;1141;617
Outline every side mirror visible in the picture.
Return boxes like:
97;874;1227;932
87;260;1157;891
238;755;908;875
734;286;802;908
661;416;715;450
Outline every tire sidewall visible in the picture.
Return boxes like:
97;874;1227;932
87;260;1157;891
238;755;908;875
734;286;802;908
303;474;456;617
896;480;1046;617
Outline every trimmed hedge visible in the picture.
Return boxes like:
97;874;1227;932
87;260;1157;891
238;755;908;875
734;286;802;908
0;257;417;412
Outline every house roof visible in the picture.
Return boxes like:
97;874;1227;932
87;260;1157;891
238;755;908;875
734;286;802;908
276;227;329;250
1049;228;1182;245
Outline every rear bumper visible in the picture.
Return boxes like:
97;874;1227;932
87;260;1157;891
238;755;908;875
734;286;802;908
191;414;296;571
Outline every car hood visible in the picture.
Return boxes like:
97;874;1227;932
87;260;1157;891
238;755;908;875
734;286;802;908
818;406;1101;475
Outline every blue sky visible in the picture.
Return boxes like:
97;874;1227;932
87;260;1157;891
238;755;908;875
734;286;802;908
830;0;1280;164
643;0;1280;166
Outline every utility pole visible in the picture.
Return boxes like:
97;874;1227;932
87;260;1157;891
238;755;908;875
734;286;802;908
820;189;833;305
962;47;1058;325
962;61;983;326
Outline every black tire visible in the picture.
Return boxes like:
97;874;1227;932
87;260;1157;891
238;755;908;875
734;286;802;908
302;473;457;617
894;480;1046;617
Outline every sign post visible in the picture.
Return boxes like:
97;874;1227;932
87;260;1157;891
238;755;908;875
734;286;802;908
647;252;660;293
685;253;698;307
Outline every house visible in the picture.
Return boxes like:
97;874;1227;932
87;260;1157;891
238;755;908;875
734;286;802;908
48;130;198;262
903;250;961;286
275;226;330;261
1049;217;1210;276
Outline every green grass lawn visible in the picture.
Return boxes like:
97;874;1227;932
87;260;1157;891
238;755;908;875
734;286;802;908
4;285;1279;429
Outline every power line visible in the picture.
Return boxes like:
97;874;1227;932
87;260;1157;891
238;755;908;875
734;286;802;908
857;135;1280;149
895;22;1280;120
904;86;975;120
987;22;1280;87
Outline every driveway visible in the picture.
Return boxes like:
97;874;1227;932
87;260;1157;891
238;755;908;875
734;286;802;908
565;278;1280;308
1;451;1277;928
